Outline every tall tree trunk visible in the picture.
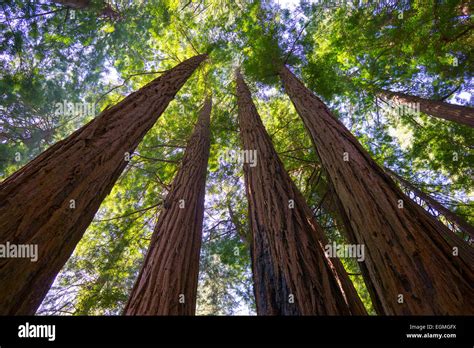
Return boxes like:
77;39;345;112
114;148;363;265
378;89;474;127
0;54;206;315
279;65;474;314
305;168;385;314
124;97;212;315
385;167;474;241
236;70;366;315
316;177;386;314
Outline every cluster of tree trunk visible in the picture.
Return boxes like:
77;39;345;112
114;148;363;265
236;70;366;315
278;65;474;314
309;175;386;315
1;53;473;316
0;54;207;315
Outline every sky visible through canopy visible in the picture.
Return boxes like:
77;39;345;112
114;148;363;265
1;0;472;316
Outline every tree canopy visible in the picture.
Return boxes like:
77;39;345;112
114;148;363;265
1;0;472;315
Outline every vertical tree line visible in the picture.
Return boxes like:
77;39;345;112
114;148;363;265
124;97;212;315
236;70;366;315
278;64;474;315
0;54;207;315
0;2;472;315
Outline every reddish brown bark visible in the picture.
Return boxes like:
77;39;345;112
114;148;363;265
379;89;474;127
0;54;207;315
316;177;386;314
236;71;366;315
385;167;474;241
124;97;211;315
279;65;474;314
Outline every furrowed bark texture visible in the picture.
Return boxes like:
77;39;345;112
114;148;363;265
124;97;211;315
279;65;474;314
0;54;206;315
318;178;386;314
236;71;366;315
379;89;474;127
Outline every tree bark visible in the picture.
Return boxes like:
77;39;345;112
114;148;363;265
0;54;207;315
123;97;211;315
378;89;474;127
236;70;366;315
385;167;474;241
279;65;474;315
316;177;386;315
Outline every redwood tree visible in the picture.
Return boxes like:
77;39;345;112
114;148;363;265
279;65;474;314
378;89;474;127
0;54;207;315
124;97;212;315
385;167;474;241
317;178;386;315
236;70;366;315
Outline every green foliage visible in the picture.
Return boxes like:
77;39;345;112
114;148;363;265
1;0;472;316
